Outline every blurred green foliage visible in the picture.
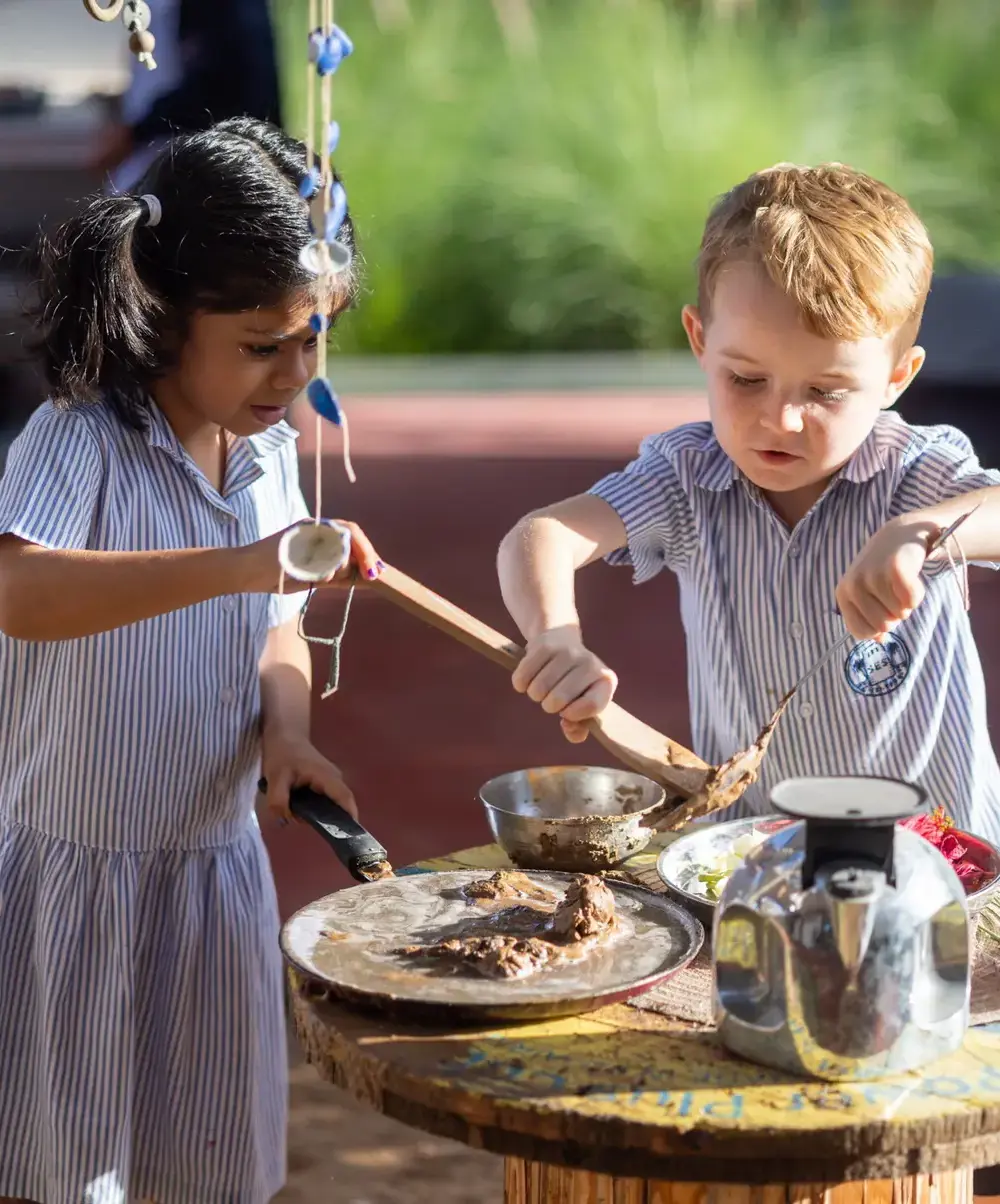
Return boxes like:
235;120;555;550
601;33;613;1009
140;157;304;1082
275;0;1000;354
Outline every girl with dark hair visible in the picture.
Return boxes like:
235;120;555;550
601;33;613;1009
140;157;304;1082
0;116;381;1204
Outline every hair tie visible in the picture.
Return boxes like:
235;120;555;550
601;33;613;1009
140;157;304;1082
137;194;162;228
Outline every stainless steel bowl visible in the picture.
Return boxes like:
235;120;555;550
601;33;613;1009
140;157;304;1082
478;766;667;872
656;814;1000;931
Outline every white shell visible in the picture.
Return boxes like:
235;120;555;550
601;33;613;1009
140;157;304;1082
278;520;351;583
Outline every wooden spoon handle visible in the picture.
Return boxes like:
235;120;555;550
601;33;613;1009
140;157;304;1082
366;565;711;797
369;565;524;671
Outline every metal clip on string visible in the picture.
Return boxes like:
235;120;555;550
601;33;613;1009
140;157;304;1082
298;584;356;699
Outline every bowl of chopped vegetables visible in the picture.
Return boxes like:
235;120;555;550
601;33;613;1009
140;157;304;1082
656;807;1000;931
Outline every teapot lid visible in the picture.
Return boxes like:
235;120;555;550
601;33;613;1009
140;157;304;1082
770;776;926;824
769;776;927;889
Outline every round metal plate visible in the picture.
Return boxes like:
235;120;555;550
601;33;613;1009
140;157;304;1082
281;870;704;1023
657;815;1000;928
656;815;791;927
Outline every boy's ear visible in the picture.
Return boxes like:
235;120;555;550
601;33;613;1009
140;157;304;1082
682;305;706;361
884;344;925;408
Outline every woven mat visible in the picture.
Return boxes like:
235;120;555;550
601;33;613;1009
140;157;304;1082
624;866;1000;1030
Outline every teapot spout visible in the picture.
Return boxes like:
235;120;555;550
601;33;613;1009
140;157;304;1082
823;867;885;976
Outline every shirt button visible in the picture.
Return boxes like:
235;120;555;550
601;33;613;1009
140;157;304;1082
788;545;800;559
220;686;237;705
222;597;237;613
800;702;815;719
790;620;804;640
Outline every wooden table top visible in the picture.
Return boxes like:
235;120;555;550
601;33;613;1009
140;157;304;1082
288;841;1000;1185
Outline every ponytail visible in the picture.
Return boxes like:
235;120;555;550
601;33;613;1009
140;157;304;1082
31;193;162;427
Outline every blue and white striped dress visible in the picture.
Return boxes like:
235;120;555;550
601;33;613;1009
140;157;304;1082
0;399;309;1204
589;413;1000;845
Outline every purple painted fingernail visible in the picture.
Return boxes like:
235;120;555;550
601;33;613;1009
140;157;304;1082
376;560;386;571
366;567;378;579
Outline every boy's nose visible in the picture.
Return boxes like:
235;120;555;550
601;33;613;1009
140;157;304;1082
761;398;805;434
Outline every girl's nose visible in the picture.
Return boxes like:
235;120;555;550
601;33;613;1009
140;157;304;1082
271;346;313;393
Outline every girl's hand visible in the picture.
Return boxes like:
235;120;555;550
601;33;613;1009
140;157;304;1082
249;520;384;593
261;733;358;822
331;519;383;583
836;518;932;641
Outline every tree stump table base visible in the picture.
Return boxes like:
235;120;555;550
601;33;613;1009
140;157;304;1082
503;1161;972;1204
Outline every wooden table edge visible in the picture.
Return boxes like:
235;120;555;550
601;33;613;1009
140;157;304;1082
289;978;1000;1185
286;847;1000;1185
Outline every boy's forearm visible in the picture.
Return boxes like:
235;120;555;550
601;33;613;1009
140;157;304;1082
259;618;313;742
497;496;627;641
896;485;1000;562
498;516;583;640
0;537;269;642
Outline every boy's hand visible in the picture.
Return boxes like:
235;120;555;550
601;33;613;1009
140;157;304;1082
260;732;358;822
512;626;618;743
836;518;933;642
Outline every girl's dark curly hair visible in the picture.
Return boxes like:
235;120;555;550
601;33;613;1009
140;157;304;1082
31;116;357;428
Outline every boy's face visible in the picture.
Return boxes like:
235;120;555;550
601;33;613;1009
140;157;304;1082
682;261;924;523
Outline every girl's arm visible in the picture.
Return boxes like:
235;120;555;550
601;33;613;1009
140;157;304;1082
0;532;289;642
257;527;382;821
257;617;359;821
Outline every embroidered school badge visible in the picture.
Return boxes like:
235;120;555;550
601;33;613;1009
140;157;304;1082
844;632;912;698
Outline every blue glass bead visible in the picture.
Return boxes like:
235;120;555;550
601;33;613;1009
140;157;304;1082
325;182;348;242
309;314;330;334
298;166;321;199
327;120;341;153
333;25;354;58
316;36;343;76
307;377;343;426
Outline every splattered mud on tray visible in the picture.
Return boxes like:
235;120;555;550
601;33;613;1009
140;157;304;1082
396;875;618;979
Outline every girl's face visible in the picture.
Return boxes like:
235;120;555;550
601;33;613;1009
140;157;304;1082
153;291;322;441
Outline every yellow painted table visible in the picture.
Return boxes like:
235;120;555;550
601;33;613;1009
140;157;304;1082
288;841;1000;1204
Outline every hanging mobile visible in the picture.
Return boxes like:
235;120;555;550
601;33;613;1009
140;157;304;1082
83;0;157;70
279;0;359;695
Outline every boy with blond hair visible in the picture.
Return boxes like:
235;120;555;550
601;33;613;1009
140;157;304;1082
498;163;1000;842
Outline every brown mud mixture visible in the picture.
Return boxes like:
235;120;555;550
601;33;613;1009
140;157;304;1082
462;870;556;904
396;875;618;980
358;859;395;882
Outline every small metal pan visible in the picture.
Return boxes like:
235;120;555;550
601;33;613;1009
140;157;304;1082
478;765;717;872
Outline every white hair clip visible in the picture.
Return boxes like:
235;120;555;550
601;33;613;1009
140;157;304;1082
138;194;162;228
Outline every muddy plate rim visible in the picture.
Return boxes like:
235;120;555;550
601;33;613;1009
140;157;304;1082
280;870;705;1024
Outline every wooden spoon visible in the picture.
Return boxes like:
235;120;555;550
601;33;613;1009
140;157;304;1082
367;565;713;799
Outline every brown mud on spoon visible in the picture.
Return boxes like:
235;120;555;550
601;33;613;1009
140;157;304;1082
365;565;757;819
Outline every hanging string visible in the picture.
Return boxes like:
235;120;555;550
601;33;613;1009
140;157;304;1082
943;532;971;612
314;0;332;524
274;0;359;691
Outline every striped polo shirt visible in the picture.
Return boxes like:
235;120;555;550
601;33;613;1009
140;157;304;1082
589;412;1000;843
0;399;308;852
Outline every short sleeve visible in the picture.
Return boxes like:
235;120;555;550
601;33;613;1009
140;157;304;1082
891;425;1000;570
587;433;697;582
267;439;312;629
0;404;104;550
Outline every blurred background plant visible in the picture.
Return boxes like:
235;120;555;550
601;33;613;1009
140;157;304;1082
274;0;1000;356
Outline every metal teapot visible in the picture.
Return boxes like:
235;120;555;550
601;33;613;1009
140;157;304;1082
714;776;970;1081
